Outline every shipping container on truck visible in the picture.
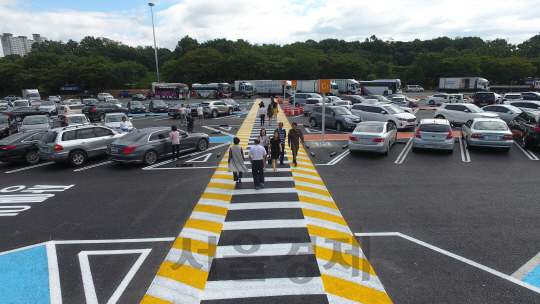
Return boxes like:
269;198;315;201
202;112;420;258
490;79;540;93
438;77;490;93
253;80;296;97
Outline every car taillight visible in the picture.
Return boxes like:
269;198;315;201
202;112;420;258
123;146;136;154
446;129;453;140
90;109;96;112
503;98;507;102
415;128;421;138
372;138;385;142
349;136;358;141
4;113;10;115
0;145;16;151
54;145;63;151
534;127;540;132
502;135;513;139
471;134;483;138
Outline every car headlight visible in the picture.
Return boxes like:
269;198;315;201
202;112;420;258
397;117;407;121
344;118;352;123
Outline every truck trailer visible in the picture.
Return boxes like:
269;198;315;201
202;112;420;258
490;80;540;93
253;80;296;97
438;77;490;93
331;79;361;95
294;80;338;95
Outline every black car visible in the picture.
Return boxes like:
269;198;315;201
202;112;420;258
0;116;19;137
78;93;93;99
83;103;128;121
0;129;46;164
82;98;99;106
132;94;147;101
472;92;496;107
509;110;540;149
127;100;146;114
149;100;169;113
5;107;51;122
521;92;540;101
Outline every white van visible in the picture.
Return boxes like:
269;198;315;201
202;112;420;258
405;85;424;92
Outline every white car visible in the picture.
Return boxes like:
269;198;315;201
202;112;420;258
503;93;523;103
333;100;353;110
66;114;91;126
98;93;114;102
102;113;134;132
13;100;31;108
351;103;416;129
412;119;454;153
434;103;499;124
107;99;123;109
426;94;449;106
405;85;424;92
326;96;343;104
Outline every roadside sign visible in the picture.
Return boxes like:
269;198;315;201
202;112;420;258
319;79;331;93
292;80;297;88
283;81;287;86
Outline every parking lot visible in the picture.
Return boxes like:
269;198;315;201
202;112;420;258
1;97;540;303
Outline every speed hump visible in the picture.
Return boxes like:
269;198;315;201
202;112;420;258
319;79;331;93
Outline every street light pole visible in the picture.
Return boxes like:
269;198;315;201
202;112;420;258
148;3;160;83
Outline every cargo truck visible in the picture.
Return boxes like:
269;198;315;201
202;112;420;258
253;80;296;97
490;80;540;93
331;79;361;95
232;81;254;98
295;80;338;95
438;77;490;93
22;89;41;103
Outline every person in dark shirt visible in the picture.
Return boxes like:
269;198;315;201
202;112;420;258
186;113;195;132
60;117;69;127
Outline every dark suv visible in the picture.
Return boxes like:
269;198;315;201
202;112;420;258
508;110;540;148
472;92;496;107
308;105;361;131
521;92;540;101
83;103;128;121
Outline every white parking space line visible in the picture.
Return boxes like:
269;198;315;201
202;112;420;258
413;109;419;114
327;150;350;165
153;117;173;121
142;142;230;169
146;166;218;170
458;137;471;162
74;161;113;172
202;126;235;137
516;143;539;160
512;252;540;280
395;138;413;164
5;162;54;174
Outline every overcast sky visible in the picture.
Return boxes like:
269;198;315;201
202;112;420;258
1;0;539;57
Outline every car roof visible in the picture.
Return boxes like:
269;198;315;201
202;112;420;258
469;117;505;122
358;121;386;125
419;119;449;125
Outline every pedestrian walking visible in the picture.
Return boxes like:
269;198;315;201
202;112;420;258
275;122;286;165
258;103;266;126
186;113;194;132
248;138;267;190
258;129;270;165
267;103;274;126
269;130;283;172
169;125;180;160
179;104;187;126
197;104;204;125
273;101;279;117
288;122;305;167
228;137;248;189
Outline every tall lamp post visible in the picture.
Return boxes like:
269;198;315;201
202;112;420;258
148;3;160;83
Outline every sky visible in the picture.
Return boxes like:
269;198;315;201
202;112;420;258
1;0;540;57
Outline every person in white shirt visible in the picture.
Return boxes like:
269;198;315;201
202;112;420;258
257;104;266;126
180;105;187;126
248;138;267;190
119;117;129;132
197;104;204;125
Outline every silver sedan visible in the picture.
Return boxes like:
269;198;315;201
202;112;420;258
21;115;51;131
481;104;523;124
348;121;397;155
461;118;513;151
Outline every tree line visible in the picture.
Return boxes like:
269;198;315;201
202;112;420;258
1;34;539;95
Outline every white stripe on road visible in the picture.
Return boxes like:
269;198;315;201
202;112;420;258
458;137;471;162
5;162;54;174
202;126;235;136
73;161;113;172
327;150;350;165
395;138;413;164
222;219;307;230
515;143;539;160
228;201;302;210
142;142;230;169
214;242;314;258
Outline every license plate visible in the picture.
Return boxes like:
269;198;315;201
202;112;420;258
425;145;439;148
485;136;497;140
361;139;370;143
111;148;119;153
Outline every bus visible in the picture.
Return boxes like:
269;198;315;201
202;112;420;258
359;79;402;96
152;83;189;99
192;83;229;99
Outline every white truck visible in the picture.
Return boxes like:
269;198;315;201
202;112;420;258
438;77;490;93
295;80;339;95
331;79;361;95
253;80;296;97
22;89;41;104
232;81;254;98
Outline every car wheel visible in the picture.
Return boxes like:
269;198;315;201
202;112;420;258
521;135;530;149
388;120;396;129
69;150;87;166
197;138;208;151
143;150;158;165
212;110;218;118
429;100;435;105
435;115;445;119
228;108;233;115
24;150;40;165
336;122;343;131
14;115;22;122
448;149;454;154
98;113;105;121
384;144;390;156
309;118;317;127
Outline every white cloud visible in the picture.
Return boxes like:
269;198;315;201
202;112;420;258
1;0;539;57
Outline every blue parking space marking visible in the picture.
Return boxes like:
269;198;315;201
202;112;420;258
235;111;250;114
523;264;540;288
0;245;50;304
127;113;168;116
209;136;234;143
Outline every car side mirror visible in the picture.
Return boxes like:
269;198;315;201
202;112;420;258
381;111;386;114
507;111;512;114
464;109;469;112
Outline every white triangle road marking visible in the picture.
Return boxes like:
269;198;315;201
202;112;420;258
186;152;212;163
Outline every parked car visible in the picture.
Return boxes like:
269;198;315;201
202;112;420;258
426;94;449;106
0;129;47;164
149;100;169;113
308;105;361;131
21;115;51;131
326;96;342;104
220;98;240;111
83;103;128;121
38;100;58;115
412;119;454;153
367;95;392;103
502;93;523;103
98;92;114;102
508;110;540;149
102;113;134;132
405;85;424;92
47;96;61;103
521;92;540;101
38;125;124;166
0;116;19;137
481;104;523;124
106;127;209;165
4;95;21;102
434;103;499;124
391;96;419;108
341;95;367;104
348;121;397;155
350;103;416;129
198;101;234;118
77;93;93;99
82;98;99;106
66;114;91;126
503;100;540;111
107;99;123;108
303;99;321;115
127;100;146;114
471;92;497;107
30;100;43;107
290;93;323;107
118;91;132;98
57;104;85;118
60;99;82;105
333;100;354;110
5;106;51;122
461;118;513;151
0;102;8;111
13;100;31;108
131;93;146;101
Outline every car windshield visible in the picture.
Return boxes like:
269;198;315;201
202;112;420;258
40;131;57;143
117;131;147;142
153;100;165;105
23;116;48;125
68;116;87;124
131;101;143;106
382;105;403;114
14;101;28;106
40;101;54;106
354;124;384;133
467;105;483;113
333;107;352;115
474;121;508;131
420;124;450;132
109;100;120;104
105;115;125;122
